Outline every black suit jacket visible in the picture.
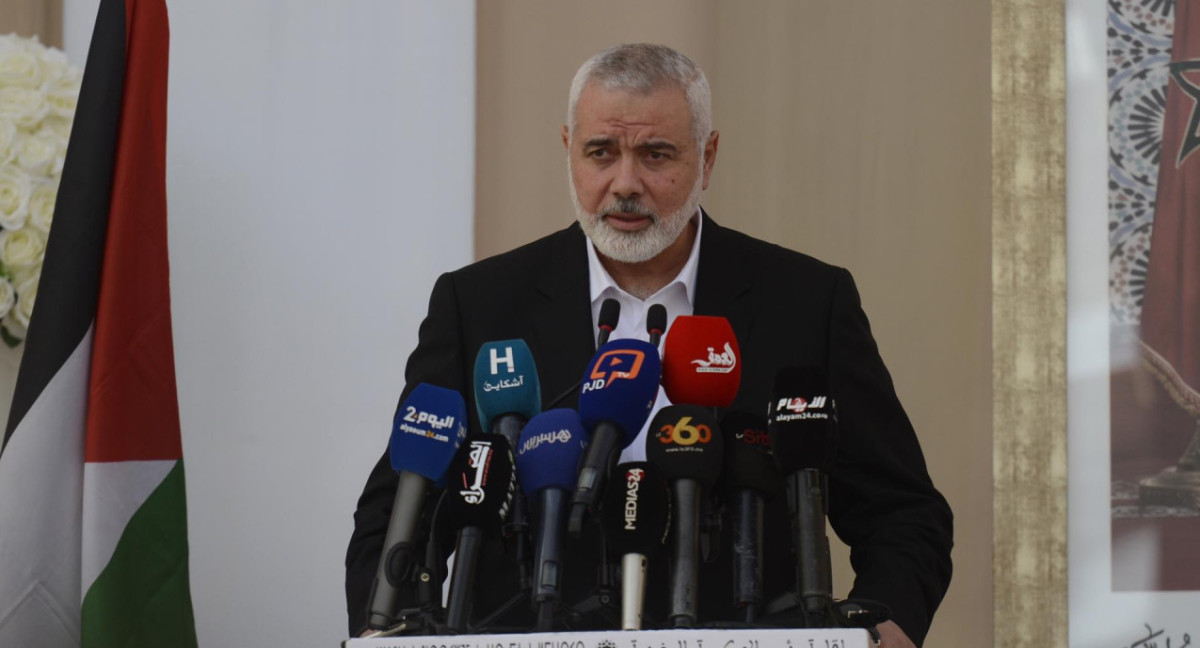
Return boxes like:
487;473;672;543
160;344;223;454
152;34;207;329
346;214;953;644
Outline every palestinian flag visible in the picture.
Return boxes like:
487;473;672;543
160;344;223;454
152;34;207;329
0;1;198;646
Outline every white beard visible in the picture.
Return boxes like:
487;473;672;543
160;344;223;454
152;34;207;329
569;157;704;264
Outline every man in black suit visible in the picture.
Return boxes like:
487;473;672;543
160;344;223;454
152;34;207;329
347;44;952;647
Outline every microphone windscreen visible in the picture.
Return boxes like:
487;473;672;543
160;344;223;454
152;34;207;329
661;315;741;407
602;462;671;556
473;339;542;430
444;434;517;530
646;304;667;337
645;405;724;487
578;339;662;446
599;298;621;332
515;408;588;495
767;366;836;473
390;383;468;480
720;411;783;499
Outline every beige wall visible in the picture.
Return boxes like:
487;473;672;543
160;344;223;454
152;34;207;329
0;0;62;48
476;2;992;646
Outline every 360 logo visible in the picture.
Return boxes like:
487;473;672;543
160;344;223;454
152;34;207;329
657;416;712;446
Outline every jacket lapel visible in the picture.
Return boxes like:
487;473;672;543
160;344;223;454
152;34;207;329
693;211;755;349
531;223;595;409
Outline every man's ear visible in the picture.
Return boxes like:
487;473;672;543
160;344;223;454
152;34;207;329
561;125;570;151
702;130;719;190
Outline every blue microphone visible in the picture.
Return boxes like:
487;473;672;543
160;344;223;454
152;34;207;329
515;409;589;630
473;339;542;447
568;339;662;536
367;383;468;630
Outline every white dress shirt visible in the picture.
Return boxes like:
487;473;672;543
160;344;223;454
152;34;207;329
586;213;702;462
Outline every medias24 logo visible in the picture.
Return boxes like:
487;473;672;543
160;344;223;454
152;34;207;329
623;468;644;530
690;342;737;374
777;395;828;413
581;349;645;393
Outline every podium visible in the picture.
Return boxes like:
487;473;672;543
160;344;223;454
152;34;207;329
343;628;871;648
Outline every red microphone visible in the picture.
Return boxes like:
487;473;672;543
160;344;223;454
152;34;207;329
662;315;741;407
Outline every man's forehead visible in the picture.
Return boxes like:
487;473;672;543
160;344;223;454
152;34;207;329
574;83;692;141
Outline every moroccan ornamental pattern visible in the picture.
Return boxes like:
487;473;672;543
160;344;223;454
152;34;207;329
1108;0;1175;324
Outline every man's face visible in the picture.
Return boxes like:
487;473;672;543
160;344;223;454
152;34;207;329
564;82;717;263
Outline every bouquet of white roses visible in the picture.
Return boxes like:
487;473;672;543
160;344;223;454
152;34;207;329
0;34;80;346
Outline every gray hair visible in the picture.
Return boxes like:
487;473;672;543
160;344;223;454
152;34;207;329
567;43;712;149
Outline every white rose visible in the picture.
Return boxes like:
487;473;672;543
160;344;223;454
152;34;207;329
0;166;31;230
0;227;45;272
27;179;56;234
37;44;70;85
12;275;37;330
14;130;58;176
0;39;44;89
0;117;16;165
46;77;80;119
0;276;14;320
0;86;49;130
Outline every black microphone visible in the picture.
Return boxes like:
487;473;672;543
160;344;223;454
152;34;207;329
597;298;620;347
443;435;517;633
603;462;671;630
720;411;784;623
646;304;667;348
767;367;837;628
646;405;724;628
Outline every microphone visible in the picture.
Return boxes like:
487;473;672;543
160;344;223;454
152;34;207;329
767;367;837;628
443;434;517;633
473;339;541;447
720;411;784;623
661;315;741;408
568;339;662;537
514;409;589;630
646;405;724;628
602;462;671;630
646;304;667;347
366;383;468;631
597;297;621;347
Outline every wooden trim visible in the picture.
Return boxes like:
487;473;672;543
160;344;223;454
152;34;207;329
992;0;1068;645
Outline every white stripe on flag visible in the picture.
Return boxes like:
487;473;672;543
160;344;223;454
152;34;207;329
81;459;176;596
0;325;94;648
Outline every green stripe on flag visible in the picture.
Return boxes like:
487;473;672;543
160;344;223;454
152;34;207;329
81;460;198;648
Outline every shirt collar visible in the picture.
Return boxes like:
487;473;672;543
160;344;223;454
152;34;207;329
586;210;703;307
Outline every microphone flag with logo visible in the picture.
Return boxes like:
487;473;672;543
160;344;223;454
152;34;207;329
368;382;468;630
662;315;741;407
473;339;541;444
570;339;662;535
767;366;837;474
443;434;517;632
515;409;589;629
721;411;783;498
646;405;724;627
603;461;671;630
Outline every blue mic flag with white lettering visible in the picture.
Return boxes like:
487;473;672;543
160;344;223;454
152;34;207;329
578;339;661;446
473;339;542;430
390;382;468;480
515;408;589;494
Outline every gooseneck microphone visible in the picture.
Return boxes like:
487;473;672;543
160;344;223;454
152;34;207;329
568;339;662;537
597;298;621;347
646;405;724;628
661;315;741;408
720;411;784;623
514;409;589;630
767;367;837;628
367;383;468;631
646;304;667;347
443;435;517;633
602;462;670;630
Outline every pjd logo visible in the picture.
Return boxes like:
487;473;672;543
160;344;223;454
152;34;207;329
582;349;645;393
777;396;828;414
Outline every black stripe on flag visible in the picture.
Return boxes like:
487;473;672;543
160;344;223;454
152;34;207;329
2;0;127;450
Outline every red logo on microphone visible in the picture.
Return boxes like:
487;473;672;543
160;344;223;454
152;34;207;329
690;342;737;374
